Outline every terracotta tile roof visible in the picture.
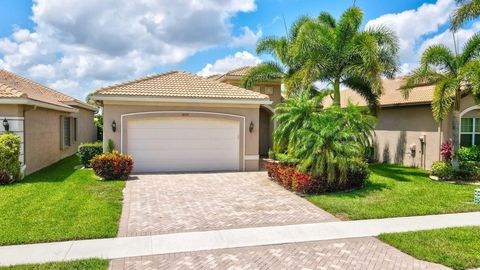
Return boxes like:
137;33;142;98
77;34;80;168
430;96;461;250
0;69;95;111
323;78;435;107
225;66;253;77
93;71;270;101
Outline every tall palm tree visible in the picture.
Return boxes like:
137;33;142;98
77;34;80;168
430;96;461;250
401;34;480;168
451;0;480;31
240;16;313;96
291;7;400;112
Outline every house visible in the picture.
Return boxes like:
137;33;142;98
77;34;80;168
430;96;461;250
91;67;282;173
328;78;480;169
0;70;97;175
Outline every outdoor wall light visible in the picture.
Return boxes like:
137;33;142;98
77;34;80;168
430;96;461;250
249;121;254;133
112;120;117;133
2;118;9;132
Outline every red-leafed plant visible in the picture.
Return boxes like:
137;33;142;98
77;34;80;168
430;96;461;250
441;139;453;162
91;151;133;180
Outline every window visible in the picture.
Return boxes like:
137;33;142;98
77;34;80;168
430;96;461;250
63;117;71;148
460;117;480;147
73;118;78;142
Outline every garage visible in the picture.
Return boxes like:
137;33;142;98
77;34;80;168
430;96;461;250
127;116;240;173
92;70;272;172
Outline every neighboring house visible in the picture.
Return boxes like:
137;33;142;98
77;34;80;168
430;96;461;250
0;70;97;175
328;78;480;169
91;68;282;173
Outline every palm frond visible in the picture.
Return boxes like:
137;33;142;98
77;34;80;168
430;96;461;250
451;0;480;30
432;78;458;121
421;45;457;73
400;67;445;98
343;76;380;114
460;33;480;65
240;62;285;89
317;12;336;28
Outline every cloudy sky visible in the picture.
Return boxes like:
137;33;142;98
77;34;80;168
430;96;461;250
0;0;479;100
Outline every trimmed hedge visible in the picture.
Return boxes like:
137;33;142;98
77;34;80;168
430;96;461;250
78;142;103;167
91;151;133;180
431;160;480;182
458;146;480;162
0;133;21;184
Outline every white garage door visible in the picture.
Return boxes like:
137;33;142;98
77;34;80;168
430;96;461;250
127;116;240;173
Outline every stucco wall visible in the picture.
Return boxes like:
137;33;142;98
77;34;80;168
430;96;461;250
374;105;441;169
24;106;96;175
0;105;23;117
102;101;261;171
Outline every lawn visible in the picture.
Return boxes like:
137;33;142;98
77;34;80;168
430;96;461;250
0;155;125;246
0;259;108;270
307;163;480;220
379;226;480;270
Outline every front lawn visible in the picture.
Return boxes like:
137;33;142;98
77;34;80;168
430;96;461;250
307;163;480;220
0;259;108;270
0;155;125;246
379;227;480;270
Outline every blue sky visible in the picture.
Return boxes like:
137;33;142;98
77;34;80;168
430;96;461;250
0;0;478;99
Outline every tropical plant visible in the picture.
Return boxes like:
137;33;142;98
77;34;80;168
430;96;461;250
240;16;313;96
272;90;329;153
0;133;21;184
290;7;399;112
290;104;376;182
451;0;480;31
401;34;480;168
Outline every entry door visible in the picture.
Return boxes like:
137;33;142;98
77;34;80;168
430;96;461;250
127;116;240;172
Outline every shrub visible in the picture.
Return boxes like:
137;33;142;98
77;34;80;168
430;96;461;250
458;146;480;162
431;161;453;180
264;160;368;194
91;151;133;180
78;142;103;167
0;133;21;184
440;140;453;161
107;139;115;153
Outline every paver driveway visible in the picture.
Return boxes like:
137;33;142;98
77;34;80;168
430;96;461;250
110;237;448;270
119;171;336;237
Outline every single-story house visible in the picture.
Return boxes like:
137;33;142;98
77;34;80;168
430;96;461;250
91;68;282;173
0;69;97;175
329;78;480;169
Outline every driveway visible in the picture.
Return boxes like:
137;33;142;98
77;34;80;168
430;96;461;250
118;171;336;237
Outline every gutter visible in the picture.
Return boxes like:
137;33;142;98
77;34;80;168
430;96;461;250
0;98;78;113
90;95;273;105
63;101;98;112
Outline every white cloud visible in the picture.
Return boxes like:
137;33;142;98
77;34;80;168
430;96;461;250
197;51;262;76
229;26;262;48
0;0;256;99
366;0;456;63
419;22;480;53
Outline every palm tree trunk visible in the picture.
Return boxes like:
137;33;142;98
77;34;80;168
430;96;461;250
451;90;461;169
333;78;341;106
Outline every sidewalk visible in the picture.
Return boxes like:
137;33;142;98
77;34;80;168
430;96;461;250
1;212;480;266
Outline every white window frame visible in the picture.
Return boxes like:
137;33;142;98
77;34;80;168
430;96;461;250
460;117;479;146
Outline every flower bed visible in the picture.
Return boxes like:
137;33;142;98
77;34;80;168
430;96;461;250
264;161;367;194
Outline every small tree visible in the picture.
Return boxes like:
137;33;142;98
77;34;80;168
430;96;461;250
401;34;480;168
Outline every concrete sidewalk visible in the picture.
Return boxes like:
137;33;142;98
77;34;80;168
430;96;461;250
1;212;480;266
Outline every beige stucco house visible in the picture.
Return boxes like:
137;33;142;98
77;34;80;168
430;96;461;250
0;70;97;175
331;78;480;169
91;67;282;173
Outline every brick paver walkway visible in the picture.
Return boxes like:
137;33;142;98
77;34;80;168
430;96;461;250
109;237;448;270
119;172;336;236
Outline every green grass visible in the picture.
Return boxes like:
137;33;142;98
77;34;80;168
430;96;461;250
0;155;125;246
307;163;480;220
0;259;108;270
379;227;480;270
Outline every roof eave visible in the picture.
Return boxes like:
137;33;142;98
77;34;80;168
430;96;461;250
63;101;98;112
90;95;273;105
0;98;78;112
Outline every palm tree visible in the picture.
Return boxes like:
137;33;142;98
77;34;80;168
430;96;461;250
401;34;480;168
292;104;376;182
451;0;480;31
272;90;329;153
240;16;313;96
291;7;399;112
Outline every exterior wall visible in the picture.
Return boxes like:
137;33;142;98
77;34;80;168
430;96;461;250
24;106;96;175
259;107;273;156
374;105;441;169
0;104;23;116
224;79;282;108
0;105;25;165
102;101;261;171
